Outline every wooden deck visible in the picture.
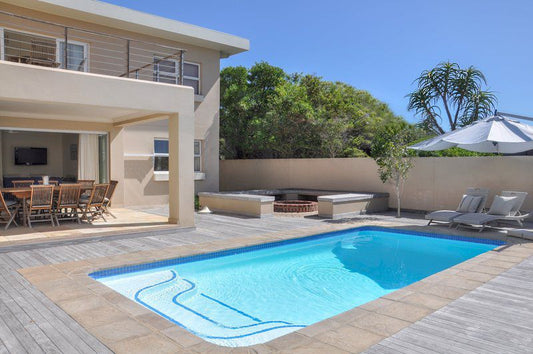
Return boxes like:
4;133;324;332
0;211;531;353
364;256;533;354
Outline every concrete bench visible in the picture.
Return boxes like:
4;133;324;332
317;193;389;219
199;189;389;219
198;192;274;218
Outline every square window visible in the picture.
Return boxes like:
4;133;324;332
183;78;199;94
58;41;87;71
153;139;202;174
154;139;169;172
194;141;201;155
194;157;201;172
154;156;168;172
194;140;202;172
158;59;177;74
184;62;199;77
154;139;169;154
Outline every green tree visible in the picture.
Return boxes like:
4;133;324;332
219;66;251;159
299;76;352;157
266;80;317;158
219;62;287;159
407;62;496;134
371;124;415;218
220;62;406;159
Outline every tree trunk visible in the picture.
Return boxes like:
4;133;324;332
395;179;401;218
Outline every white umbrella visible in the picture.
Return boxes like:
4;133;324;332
409;114;533;153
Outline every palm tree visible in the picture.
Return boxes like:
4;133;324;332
407;62;496;133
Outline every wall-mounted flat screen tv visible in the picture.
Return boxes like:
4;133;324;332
14;147;48;165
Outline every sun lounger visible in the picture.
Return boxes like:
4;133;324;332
426;188;489;226
453;191;529;231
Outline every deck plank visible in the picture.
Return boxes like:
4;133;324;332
364;256;533;354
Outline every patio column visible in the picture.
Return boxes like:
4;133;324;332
109;126;125;206
0;132;3;187
168;112;195;226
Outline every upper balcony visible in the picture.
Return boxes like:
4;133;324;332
0;9;201;94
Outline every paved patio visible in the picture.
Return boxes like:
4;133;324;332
0;210;532;353
0;207;170;246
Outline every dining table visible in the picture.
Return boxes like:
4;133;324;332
1;185;94;227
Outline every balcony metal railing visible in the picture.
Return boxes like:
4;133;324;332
0;10;186;85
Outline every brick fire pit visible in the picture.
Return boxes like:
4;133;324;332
273;200;318;213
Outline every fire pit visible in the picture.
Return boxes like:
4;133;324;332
273;200;318;213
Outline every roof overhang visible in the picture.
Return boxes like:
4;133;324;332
0;0;250;57
0;61;194;127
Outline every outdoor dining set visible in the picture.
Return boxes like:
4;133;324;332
0;179;118;229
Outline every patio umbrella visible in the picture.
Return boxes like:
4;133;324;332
409;114;533;153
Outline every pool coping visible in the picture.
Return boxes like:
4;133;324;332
89;225;505;279
18;221;533;353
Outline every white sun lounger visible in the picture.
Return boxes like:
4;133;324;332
453;191;529;232
426;188;489;226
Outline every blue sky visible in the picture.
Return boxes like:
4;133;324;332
104;0;533;124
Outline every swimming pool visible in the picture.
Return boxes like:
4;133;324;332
90;226;503;347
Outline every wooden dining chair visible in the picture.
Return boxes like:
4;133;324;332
27;185;55;227
78;179;95;198
77;179;95;188
38;180;59;185
12;180;35;188
102;180;118;217
54;184;81;225
0;192;20;230
79;184;109;222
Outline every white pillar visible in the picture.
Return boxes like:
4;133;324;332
0;132;3;188
168;112;195;226
109;127;125;206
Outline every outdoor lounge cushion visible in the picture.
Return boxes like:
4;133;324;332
456;195;483;213
425;210;462;223
452;213;502;226
426;187;489;223
488;195;517;216
454;191;528;228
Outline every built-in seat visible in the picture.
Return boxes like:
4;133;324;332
199;189;389;219
317;193;389;219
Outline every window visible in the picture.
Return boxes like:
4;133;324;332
153;139;169;172
2;29;57;66
183;62;200;94
1;28;88;71
153;58;178;84
153;57;200;94
194;140;202;172
58;41;88;72
153;139;202;173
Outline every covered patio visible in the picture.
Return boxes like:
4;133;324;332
0;60;196;232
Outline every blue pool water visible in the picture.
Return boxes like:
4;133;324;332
91;227;502;347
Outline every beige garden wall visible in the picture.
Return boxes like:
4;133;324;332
220;157;533;212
